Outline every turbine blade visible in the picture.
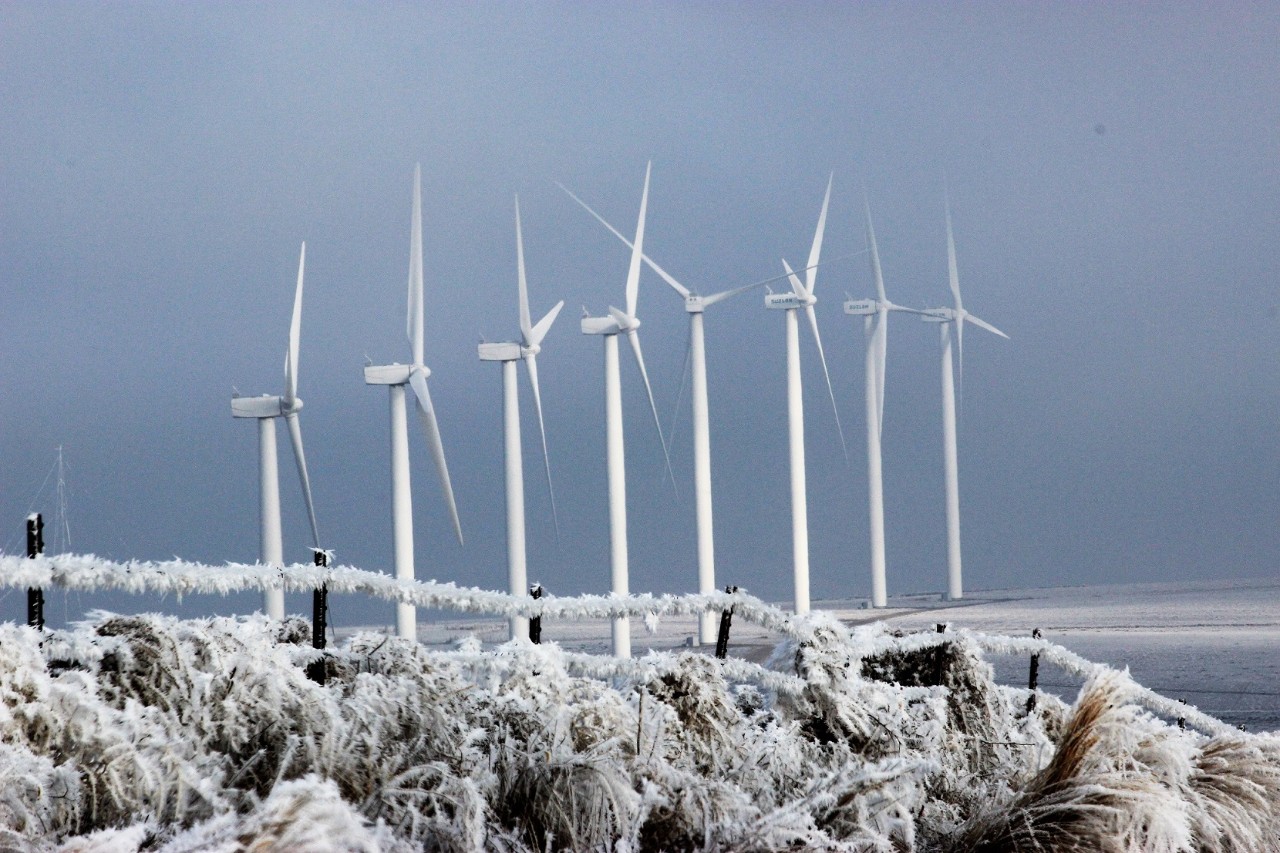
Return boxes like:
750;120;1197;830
876;310;888;435
408;368;463;546
529;300;564;347
524;354;560;539
667;317;694;456
805;174;832;295
515;195;532;340
964;312;1009;339
804;303;848;460
945;194;963;312
284;242;305;406
865;199;887;303
624;162;651;318
561;176;850;308
781;257;808;299
284;412;320;549
643;256;690;301
701;277;769;307
625;329;677;492
607;305;633;330
556;181;691;299
886;302;928;315
705;253;863;308
408;164;424;365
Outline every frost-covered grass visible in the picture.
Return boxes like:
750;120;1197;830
3;557;1280;850
0;612;1277;849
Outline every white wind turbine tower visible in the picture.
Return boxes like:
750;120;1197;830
365;165;464;641
767;175;848;616
921;195;1008;600
844;202;924;608
478;195;564;642
577;162;674;658
231;243;321;618
560;177;779;646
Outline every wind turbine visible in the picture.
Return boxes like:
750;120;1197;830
364;164;464;641
478;195;563;642
844;202;924;608
766;175;847;616
560;175;781;646
577;161;673;658
921;195;1008;600
231;242;321;618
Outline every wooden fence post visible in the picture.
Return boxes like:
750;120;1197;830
714;585;737;659
307;550;328;685
1025;627;1042;712
529;584;543;645
26;514;44;631
933;623;947;684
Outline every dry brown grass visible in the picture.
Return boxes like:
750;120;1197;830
1187;735;1280;852
945;675;1159;853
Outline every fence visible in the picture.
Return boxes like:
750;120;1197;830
0;549;1242;737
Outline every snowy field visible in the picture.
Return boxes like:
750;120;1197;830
4;557;1280;849
398;577;1280;733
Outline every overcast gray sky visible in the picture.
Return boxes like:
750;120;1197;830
3;3;1277;629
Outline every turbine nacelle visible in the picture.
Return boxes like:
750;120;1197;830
581;313;623;336
844;298;877;316
231;394;303;419
579;307;641;335
475;335;550;362
921;307;956;323
363;362;425;385
477;342;523;362
765;291;814;310
684;293;706;313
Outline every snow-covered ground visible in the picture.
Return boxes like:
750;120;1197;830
393;577;1280;732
